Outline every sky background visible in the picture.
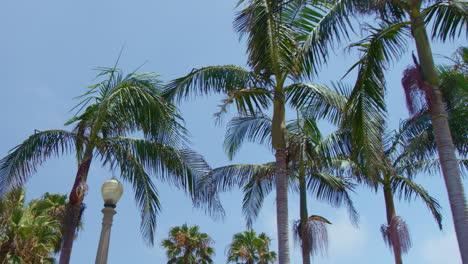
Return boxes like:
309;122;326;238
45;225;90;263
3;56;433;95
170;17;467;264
0;0;465;263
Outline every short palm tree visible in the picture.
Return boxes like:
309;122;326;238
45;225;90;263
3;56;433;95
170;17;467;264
204;113;358;264
161;224;214;264
0;189;67;264
227;230;276;264
0;67;210;264
165;1;359;262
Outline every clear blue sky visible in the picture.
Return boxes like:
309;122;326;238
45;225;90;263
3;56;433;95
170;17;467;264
0;0;465;263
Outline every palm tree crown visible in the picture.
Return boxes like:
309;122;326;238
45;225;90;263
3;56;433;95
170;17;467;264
0;67;212;263
165;2;364;262
227;230;277;264
0;189;68;264
161;224;215;264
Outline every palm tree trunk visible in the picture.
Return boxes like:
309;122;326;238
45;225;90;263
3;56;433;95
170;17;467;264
299;170;311;264
410;15;468;263
383;185;403;264
272;91;290;264
59;155;92;264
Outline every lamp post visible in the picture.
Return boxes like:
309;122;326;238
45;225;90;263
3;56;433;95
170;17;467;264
95;178;123;264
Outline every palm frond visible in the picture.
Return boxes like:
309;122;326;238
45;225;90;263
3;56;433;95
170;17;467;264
424;0;468;42
0;130;77;194
204;163;276;193
307;172;358;225
292;215;331;257
286;82;347;125
224;115;273;159
200;162;276;227
293;0;354;76
99;137;210;192
344;21;409;174
98;138;161;245
215;88;272;124
104;81;187;145
315;129;352;159
165;65;260;103
380;216;412;256
391;175;442;229
69;68;186;147
234;0;297;78
241;165;277;227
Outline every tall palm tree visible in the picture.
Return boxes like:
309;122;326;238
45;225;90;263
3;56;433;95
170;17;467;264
296;0;468;259
344;10;467;257
0;189;68;264
0;67;211;264
203;113;358;264
227;230;276;264
296;80;450;263
165;1;356;262
161;224;214;264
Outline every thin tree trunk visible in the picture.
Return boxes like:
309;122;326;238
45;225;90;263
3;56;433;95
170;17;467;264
275;148;290;264
272;92;290;264
299;169;311;264
59;155;92;264
383;185;403;264
410;15;468;263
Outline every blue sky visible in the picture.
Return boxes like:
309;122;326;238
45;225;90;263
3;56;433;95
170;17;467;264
0;0;465;263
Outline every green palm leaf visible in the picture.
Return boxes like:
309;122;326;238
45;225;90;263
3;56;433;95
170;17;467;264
224;114;273;159
292;0;354;76
165;65;260;102
306;172;358;225
235;0;297;78
0;130;77;194
98;139;161;245
391;175;443;229
286;82;347;126
344;21;409;173
424;0;468;42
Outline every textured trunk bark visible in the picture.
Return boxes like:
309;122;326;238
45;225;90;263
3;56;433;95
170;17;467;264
383;185;403;264
59;203;82;264
272;92;290;264
275;148;290;264
59;155;92;264
410;15;468;263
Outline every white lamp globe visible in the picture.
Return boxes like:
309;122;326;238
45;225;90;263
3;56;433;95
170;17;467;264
101;178;123;207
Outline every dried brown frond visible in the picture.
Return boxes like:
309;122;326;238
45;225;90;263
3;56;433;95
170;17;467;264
175;231;186;248
401;65;433;115
380;216;412;256
239;246;249;259
293;215;331;258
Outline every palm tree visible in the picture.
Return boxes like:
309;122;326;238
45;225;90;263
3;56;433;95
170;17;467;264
298;0;468;259
288;115;355;264
204;113;358;264
0;189;68;264
161;224;214;264
342;11;467;257
370;125;446;264
227;230;276;264
296;80;450;263
0;67;211;264
165;2;356;262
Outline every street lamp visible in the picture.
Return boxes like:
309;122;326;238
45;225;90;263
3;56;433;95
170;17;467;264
95;178;123;264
